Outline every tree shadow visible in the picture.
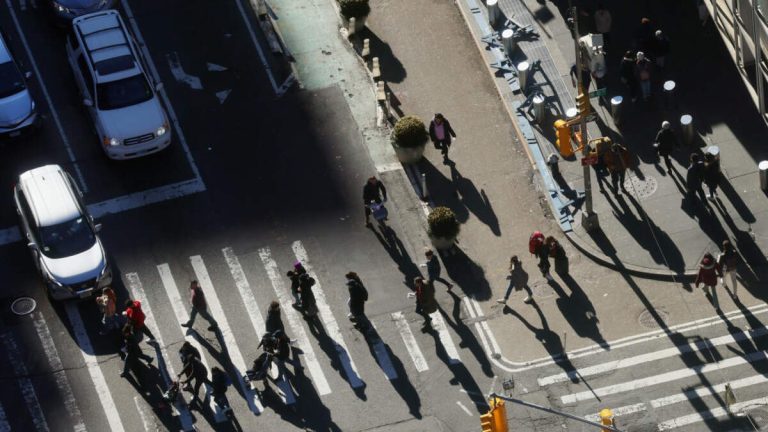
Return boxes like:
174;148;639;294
440;246;492;301
369;224;422;290
356;28;407;83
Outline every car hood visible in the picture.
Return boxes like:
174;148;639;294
0;89;33;127
99;97;165;139
41;241;105;285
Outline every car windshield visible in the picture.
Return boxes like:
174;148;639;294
0;61;25;99
38;217;96;259
96;73;152;110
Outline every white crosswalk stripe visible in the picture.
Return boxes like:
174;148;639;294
370;322;398;380
430;312;461;364
0;332;49;432
392;311;429;373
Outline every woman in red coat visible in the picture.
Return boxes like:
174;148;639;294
695;253;722;309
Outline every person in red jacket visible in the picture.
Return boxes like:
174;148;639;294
695;253;722;310
123;299;157;344
182;280;218;332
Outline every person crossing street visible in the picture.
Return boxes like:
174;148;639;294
363;177;388;227
122;299;157;344
181;280;219;332
423;248;453;290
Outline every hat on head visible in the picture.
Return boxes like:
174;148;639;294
655;30;663;37
662;121;671;129
637;51;645;60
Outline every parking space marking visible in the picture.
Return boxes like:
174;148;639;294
0;332;50;431
6;0;88;193
233;0;279;94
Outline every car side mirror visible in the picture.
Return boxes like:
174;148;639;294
83;98;93;107
155;82;164;92
24;71;32;80
94;223;102;232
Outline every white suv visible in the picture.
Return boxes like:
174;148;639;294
66;10;170;159
14;165;111;300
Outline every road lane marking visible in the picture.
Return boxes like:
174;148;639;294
5;0;87;193
31;313;87;432
222;247;295;405
207;63;228;72
430;311;461;365
456;401;473;416
126;273;195;430
190;255;263;414
233;0;278;94
656;396;768;430
157;264;224;421
63;303;125;432
370;322;397;380
166;52;203;90
0;332;50;431
0;402;9;432
392;311;429;373
259;247;331;396
133;396;154;431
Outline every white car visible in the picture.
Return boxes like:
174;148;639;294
66;10;170;159
0;29;38;138
14;165;111;300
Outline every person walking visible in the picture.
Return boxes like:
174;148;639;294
695;253;722;309
345;272;369;328
120;323;153;379
179;341;201;365
123;299;156;344
686;153;706;203
718;240;740;297
497;255;533;305
179;354;211;403
363;176;387;227
428;113;457;161
635;51;652;101
265;301;285;335
594;3;612;46
546;237;569;277
530;231;553;281
650;30;670;68
287;262;306;308
703;152;720;200
603;142;630;194
413;276;437;327
181;280;218;332
423;248;454;290
654;121;678;172
96;286;119;335
298;271;318;318
633;17;654;52
620;51;638;102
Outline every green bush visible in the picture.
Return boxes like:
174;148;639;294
339;0;371;19
392;115;428;149
428;207;460;239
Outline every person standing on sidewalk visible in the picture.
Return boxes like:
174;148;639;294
346;272;369;328
696;253;722;309
654;121;677;172
594;3;612;46
603;142;630;194
529;231;553;282
428;113;457;161
423;249;454;290
413;276;437;328
181;280;219;332
546;236;569;277
718;240;740;297
123;299;156;344
497;255;532;305
620;51;638;102
120;323;153;379
363;176;387;227
650;30;671;69
686;153;706;203
96;287;119;335
703;152;720;200
635;51;653;101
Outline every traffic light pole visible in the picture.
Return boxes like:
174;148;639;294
488;393;623;432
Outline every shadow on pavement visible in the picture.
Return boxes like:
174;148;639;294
369;225;422;291
305;315;368;401
440;246;492;301
445;290;494;378
355;28;407;84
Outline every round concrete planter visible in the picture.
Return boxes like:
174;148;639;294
429;234;457;250
392;143;426;164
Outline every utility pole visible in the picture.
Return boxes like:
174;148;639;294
569;0;600;231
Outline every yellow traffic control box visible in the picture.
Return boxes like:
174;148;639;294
600;408;615;431
554;119;573;158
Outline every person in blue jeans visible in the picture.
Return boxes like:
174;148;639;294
497;256;533;305
181;280;218;332
424;249;453;290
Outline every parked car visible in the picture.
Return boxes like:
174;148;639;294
14;165;111;300
66;10;170;159
0;30;38;138
45;0;116;25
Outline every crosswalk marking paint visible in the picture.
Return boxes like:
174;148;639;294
656;396;768;430
430;312;461;364
584;402;648;422
370;323;397;380
259;247;331;396
64;303;125;432
126;273;195;430
562;350;768;404
540;326;768;386
190;255;264;414
31;313;87;432
0;402;10;432
157;264;225;421
0;332;50;431
292;240;364;388
392;312;429;372
133;396;154;431
222;247;295;405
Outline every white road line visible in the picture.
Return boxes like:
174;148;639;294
64;303;124;432
126;273;195;430
156;264;224;421
657;396;768;430
392;312;429;373
467;298;502;356
456;401;473;416
0;402;10;432
370;322;397;380
0;332;50;431
31;313;87;432
540;326;768;386
190;255;263;414
88;179;205;219
234;0;279;94
133;396;154;431
222;247;295;405
584;403;647;423
376;163;403;173
258;247;331;396
562;350;768;404
430;311;461;364
5;0;87;192
165;52;203;90
292;240;364;388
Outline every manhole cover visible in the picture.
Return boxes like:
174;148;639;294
624;174;658;199
531;281;555;299
638;307;668;329
11;297;36;316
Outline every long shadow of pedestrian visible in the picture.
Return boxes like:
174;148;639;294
440;246;492;301
443;291;494;377
122;361;185;430
718;176;756;224
355;28;407;83
369;225;422;290
305;315;367;400
286;346;342;431
553;275;607;347
447;160;501;236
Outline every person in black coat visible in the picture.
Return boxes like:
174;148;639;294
654;121;677;171
686;153;706;202
619;51;638;102
346;272;369;328
428;113;457;160
363;177;387;227
703;153;720;200
298;272;318;317
265;301;285;335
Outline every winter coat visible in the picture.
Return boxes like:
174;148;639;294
124;301;146;329
603;145;630;173
650;35;670;58
619;58;636;83
635;58;652;81
686;161;704;189
426;255;442;279
703;159;720;188
265;309;285;335
298;274;316;308
429;119;456;145
363;181;387;204
695;258;721;287
654;128;677;156
190;285;207;311
416;281;437;314
347;279;368;316
718;249;739;272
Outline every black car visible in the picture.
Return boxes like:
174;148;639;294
45;0;116;24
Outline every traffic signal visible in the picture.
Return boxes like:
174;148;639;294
480;397;509;432
554;119;573;158
576;92;590;117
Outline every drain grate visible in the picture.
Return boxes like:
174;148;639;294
11;297;37;316
638;307;668;329
624;175;658;199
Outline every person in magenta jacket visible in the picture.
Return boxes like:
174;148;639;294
695;253;722;309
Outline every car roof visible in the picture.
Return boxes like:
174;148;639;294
0;31;12;63
19;165;81;227
72;10;141;82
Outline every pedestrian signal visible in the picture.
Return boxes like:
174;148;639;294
576;92;591;117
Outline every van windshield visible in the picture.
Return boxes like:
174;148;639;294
96;73;152;110
0;61;25;99
38;217;95;259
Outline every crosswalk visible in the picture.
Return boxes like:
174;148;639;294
0;240;474;431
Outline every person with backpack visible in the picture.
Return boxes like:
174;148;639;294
695;252;722;309
96;286;119;335
718;240;740;297
529;231;553;281
122;299;156;344
181;280;218;332
346;272;369;328
414;276;437;328
120;323;153;379
298;271;318;318
423;248;453;290
496;255;533;305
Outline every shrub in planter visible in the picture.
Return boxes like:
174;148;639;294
339;0;371;19
391;115;428;149
427;207;460;239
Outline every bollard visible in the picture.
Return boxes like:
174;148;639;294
362;38;371;61
501;29;516;55
517;61;530;93
760;161;768;191
486;0;501;28
680;114;694;145
371;57;381;81
663;80;676;109
348;17;357;37
599;408;615;432
421;173;429;200
532;94;546;122
610;96;623;125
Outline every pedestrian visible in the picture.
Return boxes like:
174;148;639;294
650;30;670;68
122;299;156;344
686;153;706;202
428;113;457;161
593;3;612;46
497;255;533;305
695;252;722;309
703;152;720;200
546;236;569;276
298;271;318;318
603;142;630;194
619;51;638;102
120;323;153;379
265;301;285;335
179;354;211;403
363;176;387;227
181;280;218;332
287;262;306;308
345;272;369;328
654;121;678;172
178;341;200;365
633;17;654;52
96;286;119;335
424;248;454;290
718;240;740;297
414;276;437;327
529;230;552;282
570;61;592;92
635;51;652;101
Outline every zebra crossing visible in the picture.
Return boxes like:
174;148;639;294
0;239;474;431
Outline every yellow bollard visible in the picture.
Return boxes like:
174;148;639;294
554;119;573;158
600;408;615;432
